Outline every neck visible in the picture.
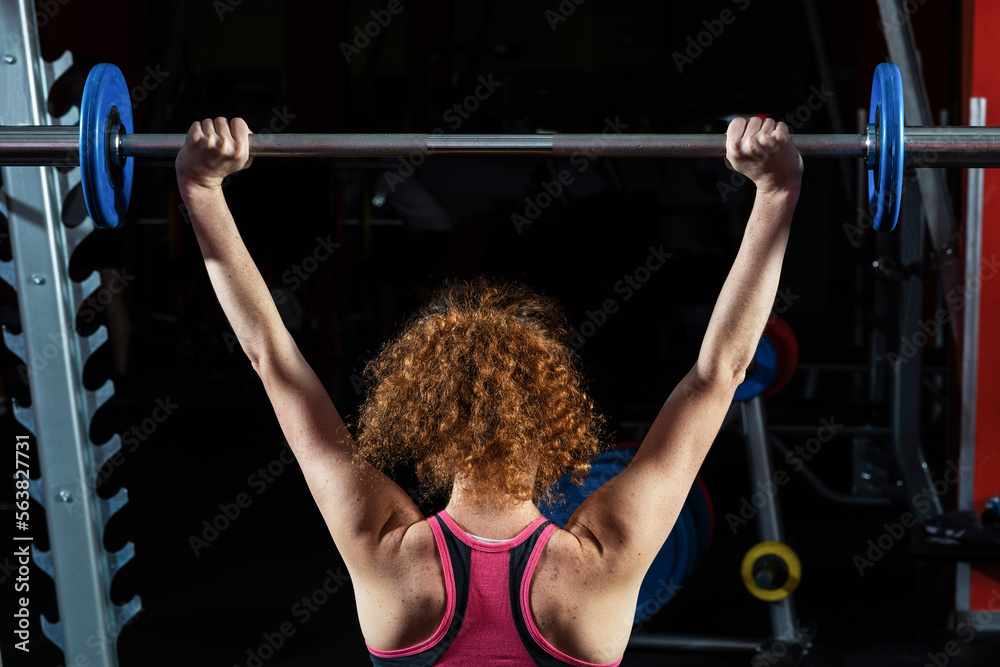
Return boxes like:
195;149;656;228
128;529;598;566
444;483;542;541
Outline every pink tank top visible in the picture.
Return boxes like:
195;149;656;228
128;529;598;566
367;510;622;666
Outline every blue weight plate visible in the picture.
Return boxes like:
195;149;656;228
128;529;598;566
542;447;634;525
634;529;679;623
81;63;133;229
675;505;697;582
733;335;778;402
687;479;712;561
868;62;904;232
633;505;694;622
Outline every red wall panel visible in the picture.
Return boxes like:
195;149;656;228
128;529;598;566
967;0;1000;612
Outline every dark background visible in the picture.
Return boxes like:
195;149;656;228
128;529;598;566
1;0;990;665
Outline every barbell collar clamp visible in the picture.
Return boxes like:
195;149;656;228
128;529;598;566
866;123;878;169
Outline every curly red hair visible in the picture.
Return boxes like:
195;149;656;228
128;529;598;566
354;277;607;510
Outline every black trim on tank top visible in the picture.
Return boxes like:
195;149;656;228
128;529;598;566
369;516;471;667
509;520;569;667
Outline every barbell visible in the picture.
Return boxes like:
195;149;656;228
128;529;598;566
1;63;999;231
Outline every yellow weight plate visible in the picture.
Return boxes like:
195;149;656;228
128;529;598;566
741;541;801;602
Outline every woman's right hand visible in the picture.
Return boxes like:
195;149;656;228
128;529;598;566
175;117;253;196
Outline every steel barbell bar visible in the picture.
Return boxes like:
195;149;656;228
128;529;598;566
0;63;998;230
3;125;999;164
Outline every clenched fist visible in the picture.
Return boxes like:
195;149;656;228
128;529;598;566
175;117;253;194
724;117;803;196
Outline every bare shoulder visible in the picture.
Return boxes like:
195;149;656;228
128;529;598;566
356;517;447;652
397;516;442;568
533;524;637;595
528;526;636;663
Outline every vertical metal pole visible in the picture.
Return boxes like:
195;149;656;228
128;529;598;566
0;0;137;663
862;106;890;405
740;399;798;642
800;0;853;201
889;174;942;518
875;0;960;339
955;97;986;613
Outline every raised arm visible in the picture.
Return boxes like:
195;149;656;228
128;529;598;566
175;118;422;577
566;117;803;580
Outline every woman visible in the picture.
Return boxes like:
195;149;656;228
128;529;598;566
175;115;802;665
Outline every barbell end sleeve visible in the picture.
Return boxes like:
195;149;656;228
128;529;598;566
903;126;1000;167
0;126;80;166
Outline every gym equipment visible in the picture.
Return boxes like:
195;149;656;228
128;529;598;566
984;496;1000;525
0;1;139;661
761;314;799;399
629;396;807;654
734;314;800;401
1;64;999;229
868;62;905;235
741;541;802;602
734;336;779;402
542;443;714;623
740;397;802;644
689;476;715;560
80;63;134;230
